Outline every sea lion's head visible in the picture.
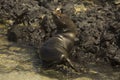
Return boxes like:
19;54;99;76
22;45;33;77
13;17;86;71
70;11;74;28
52;8;77;34
52;7;66;28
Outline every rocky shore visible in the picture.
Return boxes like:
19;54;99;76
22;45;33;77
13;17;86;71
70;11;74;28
0;0;120;80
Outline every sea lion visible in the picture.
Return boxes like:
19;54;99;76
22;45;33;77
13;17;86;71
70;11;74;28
39;8;78;71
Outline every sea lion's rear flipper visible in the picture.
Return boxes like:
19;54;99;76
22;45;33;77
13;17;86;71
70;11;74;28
61;54;78;72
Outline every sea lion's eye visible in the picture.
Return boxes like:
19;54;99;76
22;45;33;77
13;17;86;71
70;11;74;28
60;8;64;13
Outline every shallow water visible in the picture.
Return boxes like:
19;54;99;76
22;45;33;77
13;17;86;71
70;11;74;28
0;25;120;80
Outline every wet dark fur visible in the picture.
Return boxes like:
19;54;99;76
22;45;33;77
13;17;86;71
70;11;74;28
39;12;77;71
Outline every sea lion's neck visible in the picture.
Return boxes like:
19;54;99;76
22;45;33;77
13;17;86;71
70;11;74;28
60;14;77;34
